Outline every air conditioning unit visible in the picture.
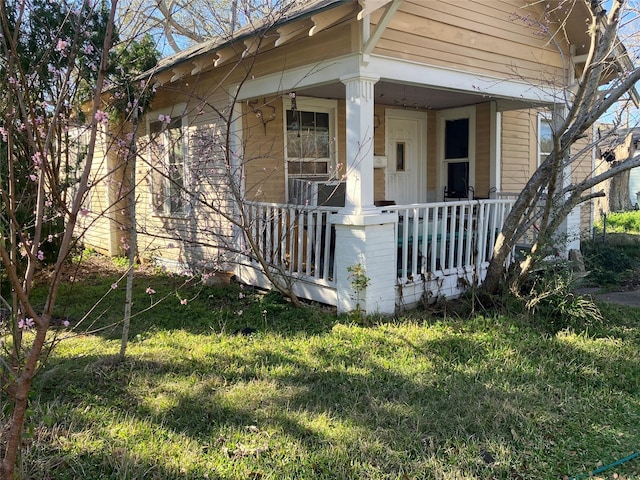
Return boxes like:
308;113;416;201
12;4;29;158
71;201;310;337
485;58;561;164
289;178;346;207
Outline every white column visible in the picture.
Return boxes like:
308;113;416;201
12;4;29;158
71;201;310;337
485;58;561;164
554;107;581;254
340;73;379;213
489;102;501;196
333;74;397;315
333;214;398;315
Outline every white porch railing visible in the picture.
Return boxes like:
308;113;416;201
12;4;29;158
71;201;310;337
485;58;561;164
242;202;339;284
382;200;514;282
238;199;515;307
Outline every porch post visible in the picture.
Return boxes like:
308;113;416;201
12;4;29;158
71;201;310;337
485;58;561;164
555;106;581;254
340;73;379;213
489;101;501;195
332;213;398;315
332;73;397;315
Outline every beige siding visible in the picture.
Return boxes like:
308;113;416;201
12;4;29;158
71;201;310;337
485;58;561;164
373;104;386;200
374;0;567;85
131;85;236;271
243;97;286;203
426;110;437;193
251;23;355;78
500;109;535;193
373;104;386;158
571;134;595;237
80;130;113;255
81;127;128;256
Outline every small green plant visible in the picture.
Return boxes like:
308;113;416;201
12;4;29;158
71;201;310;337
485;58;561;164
112;256;131;269
72;246;96;263
347;262;370;318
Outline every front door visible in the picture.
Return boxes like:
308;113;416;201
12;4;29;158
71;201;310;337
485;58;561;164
386;111;426;205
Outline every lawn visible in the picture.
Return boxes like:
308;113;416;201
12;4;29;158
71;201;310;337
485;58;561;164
595;210;640;235
6;255;640;479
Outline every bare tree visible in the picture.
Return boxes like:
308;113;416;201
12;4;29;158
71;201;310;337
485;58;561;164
132;67;311;307
482;0;640;295
118;0;296;53
0;0;120;476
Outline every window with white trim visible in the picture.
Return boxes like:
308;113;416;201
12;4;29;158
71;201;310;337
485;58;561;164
284;97;338;201
147;113;188;216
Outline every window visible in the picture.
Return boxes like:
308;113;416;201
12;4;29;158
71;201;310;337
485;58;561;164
445;118;469;160
396;142;405;171
286;108;333;175
284;97;338;203
444;117;470;198
285;98;336;174
148;114;188;216
437;107;475;200
538;114;553;166
446;161;469;198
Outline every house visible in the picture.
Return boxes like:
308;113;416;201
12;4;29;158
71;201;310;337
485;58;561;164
82;0;628;314
593;126;640;214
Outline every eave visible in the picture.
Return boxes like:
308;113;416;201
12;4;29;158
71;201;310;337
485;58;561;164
141;0;396;85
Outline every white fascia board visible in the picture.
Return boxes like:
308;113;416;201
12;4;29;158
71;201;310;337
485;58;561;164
234;52;565;105
366;55;563;105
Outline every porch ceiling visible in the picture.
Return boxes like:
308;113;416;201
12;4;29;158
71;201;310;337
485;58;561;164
295;80;534;111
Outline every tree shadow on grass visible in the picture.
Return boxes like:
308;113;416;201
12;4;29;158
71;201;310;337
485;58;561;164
32;315;640;479
43;277;340;343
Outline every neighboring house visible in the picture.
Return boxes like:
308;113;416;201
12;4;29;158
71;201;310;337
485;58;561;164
82;0;631;314
593;126;640;214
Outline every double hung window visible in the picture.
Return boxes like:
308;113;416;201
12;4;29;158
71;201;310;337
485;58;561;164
444;117;470;198
148;114;188;216
284;97;338;204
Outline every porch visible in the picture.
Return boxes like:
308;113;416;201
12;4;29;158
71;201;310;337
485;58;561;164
235;197;516;313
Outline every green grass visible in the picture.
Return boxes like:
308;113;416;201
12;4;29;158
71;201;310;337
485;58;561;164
595;210;640;234
5;257;640;479
582;236;640;287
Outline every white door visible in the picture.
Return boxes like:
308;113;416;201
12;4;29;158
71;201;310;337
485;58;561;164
386;113;426;205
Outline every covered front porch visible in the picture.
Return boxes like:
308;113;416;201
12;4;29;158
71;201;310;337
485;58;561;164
234;72;561;311
236;197;516;313
232;48;568;313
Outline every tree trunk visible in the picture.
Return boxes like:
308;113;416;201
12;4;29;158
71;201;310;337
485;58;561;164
606;163;632;212
1;323;48;479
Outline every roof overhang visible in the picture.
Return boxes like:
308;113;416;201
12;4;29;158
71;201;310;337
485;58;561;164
141;0;638;108
566;0;639;106
143;0;386;84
